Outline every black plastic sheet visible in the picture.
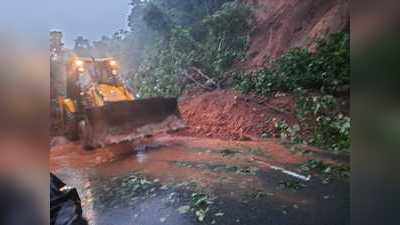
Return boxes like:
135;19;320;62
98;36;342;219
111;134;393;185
50;173;88;225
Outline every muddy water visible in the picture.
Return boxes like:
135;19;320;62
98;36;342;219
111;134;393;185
50;135;349;225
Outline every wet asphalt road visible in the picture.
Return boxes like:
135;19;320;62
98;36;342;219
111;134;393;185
50;135;350;225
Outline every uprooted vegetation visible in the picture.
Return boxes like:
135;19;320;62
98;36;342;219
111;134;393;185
298;159;350;184
234;32;350;95
234;32;350;152
132;0;253;97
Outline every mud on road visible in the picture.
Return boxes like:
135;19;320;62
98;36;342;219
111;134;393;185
50;134;349;225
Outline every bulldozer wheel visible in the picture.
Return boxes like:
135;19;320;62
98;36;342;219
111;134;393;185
64;111;79;141
78;119;96;150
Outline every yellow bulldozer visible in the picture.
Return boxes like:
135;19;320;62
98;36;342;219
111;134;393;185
57;57;183;149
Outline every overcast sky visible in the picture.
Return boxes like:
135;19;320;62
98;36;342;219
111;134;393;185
0;0;131;47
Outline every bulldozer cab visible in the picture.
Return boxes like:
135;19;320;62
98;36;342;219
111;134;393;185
60;56;183;149
85;57;121;86
66;57;134;108
67;57;122;88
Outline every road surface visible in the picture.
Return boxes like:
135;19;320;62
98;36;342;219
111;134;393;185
50;134;349;225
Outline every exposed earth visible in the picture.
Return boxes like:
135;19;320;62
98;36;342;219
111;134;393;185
178;89;298;141
243;0;349;69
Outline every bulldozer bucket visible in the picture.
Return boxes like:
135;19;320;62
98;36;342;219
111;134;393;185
82;97;185;148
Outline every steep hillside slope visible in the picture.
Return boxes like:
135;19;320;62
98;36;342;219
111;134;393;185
243;0;349;68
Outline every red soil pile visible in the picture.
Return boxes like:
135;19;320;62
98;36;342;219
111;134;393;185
178;89;298;140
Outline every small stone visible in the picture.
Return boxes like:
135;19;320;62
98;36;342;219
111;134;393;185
239;135;251;141
177;205;190;214
215;212;224;217
261;133;270;138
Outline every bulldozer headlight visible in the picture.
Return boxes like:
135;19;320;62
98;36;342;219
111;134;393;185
74;59;84;67
111;69;118;75
77;67;85;73
109;60;118;67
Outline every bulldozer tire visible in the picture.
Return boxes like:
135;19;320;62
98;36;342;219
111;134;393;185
64;111;79;141
78;119;96;150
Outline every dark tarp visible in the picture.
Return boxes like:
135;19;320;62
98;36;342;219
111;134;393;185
50;173;88;225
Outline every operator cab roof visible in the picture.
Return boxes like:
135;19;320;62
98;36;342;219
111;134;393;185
74;57;115;63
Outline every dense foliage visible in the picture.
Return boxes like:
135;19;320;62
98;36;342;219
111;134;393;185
235;32;350;95
133;0;252;97
235;32;350;152
295;89;350;152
